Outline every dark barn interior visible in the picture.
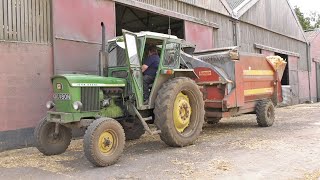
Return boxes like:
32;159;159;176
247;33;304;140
115;4;184;39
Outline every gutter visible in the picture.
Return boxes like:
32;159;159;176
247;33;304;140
307;42;312;102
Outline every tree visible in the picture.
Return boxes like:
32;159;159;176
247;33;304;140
294;6;313;30
310;11;320;29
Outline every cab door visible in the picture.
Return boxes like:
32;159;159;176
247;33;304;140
122;30;144;107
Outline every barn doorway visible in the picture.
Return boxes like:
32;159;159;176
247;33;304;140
115;3;184;39
275;53;289;85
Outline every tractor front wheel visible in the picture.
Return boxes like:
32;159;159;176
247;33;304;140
83;118;125;167
154;77;205;147
34;118;72;155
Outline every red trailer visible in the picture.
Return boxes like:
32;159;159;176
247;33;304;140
183;47;286;126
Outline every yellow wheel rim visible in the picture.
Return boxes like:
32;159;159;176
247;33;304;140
98;131;116;154
173;92;192;133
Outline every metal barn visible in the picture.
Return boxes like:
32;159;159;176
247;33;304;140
0;0;314;150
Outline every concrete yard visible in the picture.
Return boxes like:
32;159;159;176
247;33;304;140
0;103;320;180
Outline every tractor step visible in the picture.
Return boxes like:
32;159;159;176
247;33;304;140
130;103;161;135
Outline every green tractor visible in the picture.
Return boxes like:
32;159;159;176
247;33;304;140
34;23;204;167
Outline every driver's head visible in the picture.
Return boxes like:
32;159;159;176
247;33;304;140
148;45;158;56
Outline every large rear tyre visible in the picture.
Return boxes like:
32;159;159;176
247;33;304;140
34;118;72;156
83;118;125;167
154;77;205;147
256;100;275;127
119;117;145;140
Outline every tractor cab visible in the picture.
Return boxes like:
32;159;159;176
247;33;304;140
107;30;196;109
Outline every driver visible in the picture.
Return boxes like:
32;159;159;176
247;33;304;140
142;45;160;103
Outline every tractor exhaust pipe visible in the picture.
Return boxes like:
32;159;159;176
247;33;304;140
99;22;108;76
101;22;106;52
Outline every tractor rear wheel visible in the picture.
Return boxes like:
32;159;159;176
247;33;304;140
154;77;205;147
34;118;72;156
83;118;125;167
256;100;275;127
120;117;145;140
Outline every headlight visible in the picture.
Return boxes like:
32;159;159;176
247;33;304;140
72;101;83;110
46;101;55;109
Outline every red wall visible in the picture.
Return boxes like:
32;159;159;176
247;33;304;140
310;61;317;101
52;0;116;74
184;21;214;51
309;33;320;101
0;42;53;131
298;71;310;102
310;34;320;62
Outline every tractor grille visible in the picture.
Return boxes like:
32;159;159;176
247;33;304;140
81;87;100;111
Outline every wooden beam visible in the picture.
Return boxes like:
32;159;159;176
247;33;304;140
254;43;300;57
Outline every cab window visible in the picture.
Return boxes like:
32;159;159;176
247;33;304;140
163;42;180;68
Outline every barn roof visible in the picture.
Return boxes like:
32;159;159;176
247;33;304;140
225;0;247;10
305;29;320;43
225;0;260;18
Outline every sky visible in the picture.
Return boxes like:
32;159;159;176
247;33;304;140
289;0;320;14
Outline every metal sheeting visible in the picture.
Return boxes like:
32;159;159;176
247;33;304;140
136;0;230;16
239;0;306;42
279;85;293;106
239;22;309;71
0;42;53;131
52;0;116;75
305;29;320;43
0;0;52;43
184;21;213;51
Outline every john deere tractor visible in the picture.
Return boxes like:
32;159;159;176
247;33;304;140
35;23;204;166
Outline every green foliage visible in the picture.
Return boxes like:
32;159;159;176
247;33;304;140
100;99;124;118
294;6;320;31
310;12;320;29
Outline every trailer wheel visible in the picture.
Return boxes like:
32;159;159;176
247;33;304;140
84;118;125;167
256;100;275;127
154;77;205;147
120;117;145;140
205;117;222;125
34;118;72;156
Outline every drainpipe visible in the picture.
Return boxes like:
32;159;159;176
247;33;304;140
307;42;312;102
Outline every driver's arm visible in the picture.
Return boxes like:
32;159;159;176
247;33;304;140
142;64;149;73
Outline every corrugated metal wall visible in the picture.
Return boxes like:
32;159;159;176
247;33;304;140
136;0;230;16
0;0;52;43
239;22;308;71
240;0;305;42
211;13;234;48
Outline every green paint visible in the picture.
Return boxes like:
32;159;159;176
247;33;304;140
47;111;98;123
53;74;126;87
52;77;81;113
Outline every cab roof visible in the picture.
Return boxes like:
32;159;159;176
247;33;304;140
108;30;195;49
